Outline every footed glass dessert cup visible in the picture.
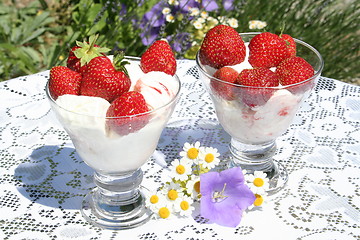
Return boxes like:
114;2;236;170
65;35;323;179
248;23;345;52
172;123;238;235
46;58;180;229
196;32;324;194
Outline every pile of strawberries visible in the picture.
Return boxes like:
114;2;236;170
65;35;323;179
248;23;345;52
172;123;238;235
48;35;176;135
199;25;315;107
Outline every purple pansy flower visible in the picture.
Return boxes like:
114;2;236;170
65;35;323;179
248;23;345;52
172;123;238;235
200;167;255;227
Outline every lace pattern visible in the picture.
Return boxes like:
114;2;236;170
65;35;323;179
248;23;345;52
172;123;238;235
0;60;359;239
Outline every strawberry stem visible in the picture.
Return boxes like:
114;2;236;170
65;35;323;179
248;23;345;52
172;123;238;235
74;34;111;66
113;51;130;77
279;22;286;37
86;34;98;55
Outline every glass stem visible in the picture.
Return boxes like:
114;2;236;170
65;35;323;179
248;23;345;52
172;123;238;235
93;169;144;216
229;138;276;172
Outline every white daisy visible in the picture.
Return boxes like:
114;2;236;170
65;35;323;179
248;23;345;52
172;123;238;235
179;141;201;164
146;190;166;211
185;174;201;199
198;146;220;170
200;11;208;18
168;0;179;5
257;21;267;29
193;20;203;30
227;18;239;28
188;7;200;16
218;16;226;24
197;17;206;24
169;159;192;181
173;196;195;217
162;7;171;15
245;171;270;195
162;181;184;203
207;16;219;25
153;203;175;220
248;192;268;210
249;20;267;30
166;14;175;23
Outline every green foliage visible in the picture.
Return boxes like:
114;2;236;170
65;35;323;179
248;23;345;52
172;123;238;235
0;1;55;79
0;0;359;84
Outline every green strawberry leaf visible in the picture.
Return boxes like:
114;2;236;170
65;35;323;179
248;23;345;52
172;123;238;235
73;34;111;66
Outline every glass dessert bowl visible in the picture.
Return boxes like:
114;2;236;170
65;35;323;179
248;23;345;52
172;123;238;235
196;32;324;194
46;56;181;229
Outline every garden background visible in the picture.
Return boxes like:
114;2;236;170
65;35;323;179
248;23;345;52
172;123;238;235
1;0;359;85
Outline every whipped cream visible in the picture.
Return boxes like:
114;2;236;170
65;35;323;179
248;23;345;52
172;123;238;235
215;89;301;144
55;94;110;135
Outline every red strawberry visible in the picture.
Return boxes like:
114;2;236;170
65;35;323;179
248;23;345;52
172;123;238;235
66;35;110;75
237;68;279;87
236;68;279;107
199;24;246;69
211;67;239;100
80;52;131;102
276;56;314;85
248;32;289;68
49;66;82;100
106;91;150;135
66;45;95;74
276;56;315;94
140;39;177;76
280;34;296;56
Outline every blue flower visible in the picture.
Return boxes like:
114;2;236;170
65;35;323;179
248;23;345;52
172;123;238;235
139;0;236;53
223;0;235;11
200;167;255;227
201;0;219;11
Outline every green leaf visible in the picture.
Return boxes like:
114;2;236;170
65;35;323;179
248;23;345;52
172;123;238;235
20;28;46;45
10;27;21;44
21;46;41;63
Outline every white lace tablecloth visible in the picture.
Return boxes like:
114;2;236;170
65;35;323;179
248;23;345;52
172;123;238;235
0;60;359;240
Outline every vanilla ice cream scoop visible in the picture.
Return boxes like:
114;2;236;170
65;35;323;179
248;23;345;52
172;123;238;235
55;95;110;135
56;94;110;116
134;71;179;110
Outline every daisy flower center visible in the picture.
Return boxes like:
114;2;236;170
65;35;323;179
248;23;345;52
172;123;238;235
194;181;200;193
176;165;186;174
180;200;190;211
168;189;178;200
254;194;264;206
253;177;264;187
158;207;170;219
205;153;215;163
187;147;199;159
150;195;159;204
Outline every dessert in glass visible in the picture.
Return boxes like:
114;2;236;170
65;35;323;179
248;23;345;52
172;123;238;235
46;38;180;229
196;27;324;194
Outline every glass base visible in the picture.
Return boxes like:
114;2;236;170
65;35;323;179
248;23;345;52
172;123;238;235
80;170;152;230
229;138;288;194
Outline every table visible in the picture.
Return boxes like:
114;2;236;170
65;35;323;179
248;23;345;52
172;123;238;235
0;60;359;240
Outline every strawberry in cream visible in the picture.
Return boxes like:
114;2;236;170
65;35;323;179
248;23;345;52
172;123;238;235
47;39;180;174
197;27;319;145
